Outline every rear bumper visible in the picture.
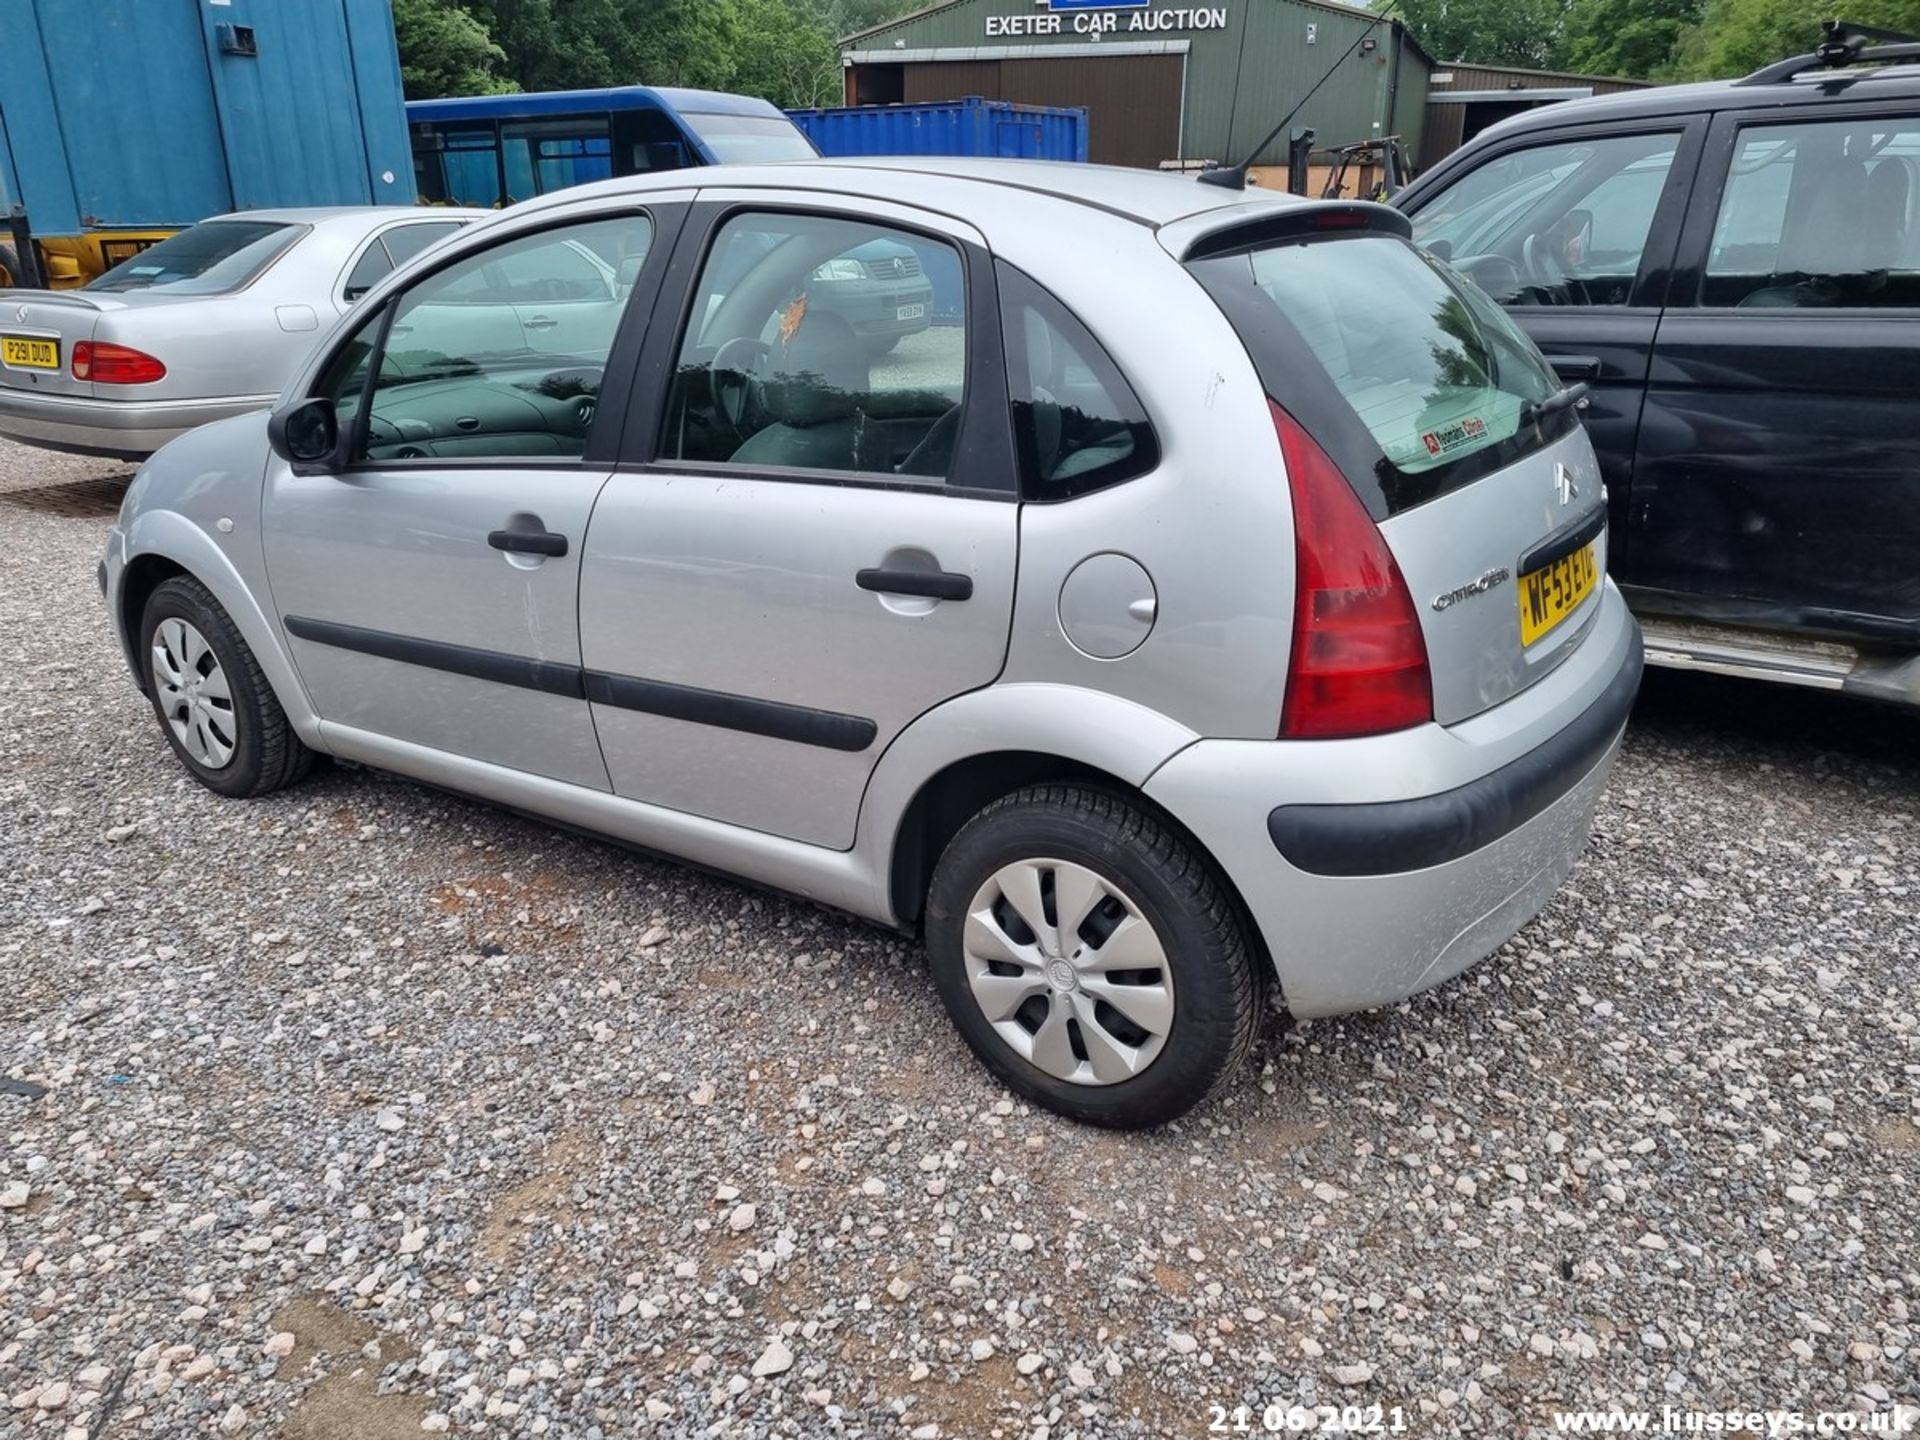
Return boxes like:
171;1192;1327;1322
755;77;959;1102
0;387;275;459
1268;637;1642;876
1145;584;1642;1018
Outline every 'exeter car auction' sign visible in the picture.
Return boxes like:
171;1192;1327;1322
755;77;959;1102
986;2;1229;33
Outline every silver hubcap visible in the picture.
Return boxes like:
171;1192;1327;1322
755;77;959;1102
151;618;236;770
963;858;1175;1087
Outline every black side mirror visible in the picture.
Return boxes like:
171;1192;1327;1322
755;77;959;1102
267;396;341;468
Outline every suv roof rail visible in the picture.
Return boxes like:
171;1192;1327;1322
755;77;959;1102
1736;18;1920;85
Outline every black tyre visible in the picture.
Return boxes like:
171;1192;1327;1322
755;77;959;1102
0;243;18;288
140;577;315;799
925;785;1262;1128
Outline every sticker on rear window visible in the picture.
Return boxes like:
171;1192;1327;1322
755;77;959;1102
1421;417;1487;457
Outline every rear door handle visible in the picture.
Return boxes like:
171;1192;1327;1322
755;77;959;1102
489;528;568;557
856;567;972;601
524;316;559;332
1545;354;1602;382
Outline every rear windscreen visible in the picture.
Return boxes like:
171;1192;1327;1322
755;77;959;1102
88;221;302;296
1190;232;1565;517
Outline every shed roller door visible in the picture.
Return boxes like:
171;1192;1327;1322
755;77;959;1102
903;54;1183;168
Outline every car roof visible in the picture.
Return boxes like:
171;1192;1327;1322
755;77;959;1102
508;157;1317;231
1471;64;1920;144
198;207;489;228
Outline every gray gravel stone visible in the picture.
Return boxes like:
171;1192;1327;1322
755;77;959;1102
3;437;1918;1436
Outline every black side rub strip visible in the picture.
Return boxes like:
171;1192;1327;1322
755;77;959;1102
283;615;585;699
1267;629;1643;877
583;672;877;753
1519;504;1606;578
282;616;877;753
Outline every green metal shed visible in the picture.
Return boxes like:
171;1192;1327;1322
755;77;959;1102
839;0;1433;171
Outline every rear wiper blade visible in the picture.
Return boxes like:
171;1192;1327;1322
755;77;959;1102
1522;381;1590;428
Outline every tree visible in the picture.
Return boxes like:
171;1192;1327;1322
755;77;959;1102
1669;0;1920;78
1561;0;1704;78
1385;0;1574;67
391;0;514;98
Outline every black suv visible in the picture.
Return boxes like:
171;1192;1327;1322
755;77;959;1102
1395;26;1920;707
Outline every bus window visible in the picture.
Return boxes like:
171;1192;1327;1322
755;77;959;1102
436;124;507;208
611;107;696;176
501;115;614;200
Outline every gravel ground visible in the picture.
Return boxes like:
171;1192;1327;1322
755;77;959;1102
2;435;1917;1440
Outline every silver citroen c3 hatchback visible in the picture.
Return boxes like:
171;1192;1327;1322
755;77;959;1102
101;159;1642;1128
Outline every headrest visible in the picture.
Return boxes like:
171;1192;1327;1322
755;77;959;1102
761;308;867;428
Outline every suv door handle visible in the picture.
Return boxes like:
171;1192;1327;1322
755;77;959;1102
489;528;568;557
857;567;972;602
1545;354;1602;382
524;316;559;332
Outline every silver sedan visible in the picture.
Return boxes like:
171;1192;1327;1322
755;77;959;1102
0;207;481;458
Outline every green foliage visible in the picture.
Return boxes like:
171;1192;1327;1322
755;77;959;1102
388;0;842;108
1668;0;1920;79
1561;0;1704;79
1386;0;1575;68
391;0;514;98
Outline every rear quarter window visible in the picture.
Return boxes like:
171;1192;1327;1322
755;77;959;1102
1189;230;1565;517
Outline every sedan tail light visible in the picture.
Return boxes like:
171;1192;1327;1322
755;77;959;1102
73;342;166;385
1273;400;1432;740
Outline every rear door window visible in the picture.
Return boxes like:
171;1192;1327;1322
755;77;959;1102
1190;230;1561;516
997;263;1156;499
658;211;965;480
1704;116;1920;308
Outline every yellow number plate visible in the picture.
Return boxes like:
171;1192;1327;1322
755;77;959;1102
1518;540;1599;646
2;336;59;370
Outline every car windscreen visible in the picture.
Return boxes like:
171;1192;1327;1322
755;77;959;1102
87;221;304;296
681;112;818;164
1189;231;1563;517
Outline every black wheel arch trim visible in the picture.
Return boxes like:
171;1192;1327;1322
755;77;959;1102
1267;627;1644;877
281;614;875;753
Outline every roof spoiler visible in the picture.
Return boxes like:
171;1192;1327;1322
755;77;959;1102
1735;18;1920;85
1173;202;1411;262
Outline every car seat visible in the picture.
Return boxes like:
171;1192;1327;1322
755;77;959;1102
731;310;870;471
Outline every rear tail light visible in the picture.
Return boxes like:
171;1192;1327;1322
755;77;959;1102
72;342;166;385
1273;400;1432;739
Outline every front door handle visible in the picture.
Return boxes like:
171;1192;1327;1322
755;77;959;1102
524;316;559;332
1545;354;1602;382
489;528;568;557
857;567;972;602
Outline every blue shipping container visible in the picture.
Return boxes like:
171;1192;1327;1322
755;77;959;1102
0;0;414;238
787;97;1089;165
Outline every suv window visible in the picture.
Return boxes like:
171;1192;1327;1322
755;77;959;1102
997;264;1156;498
322;214;651;462
659;212;965;479
1411;132;1679;307
1705;117;1920;308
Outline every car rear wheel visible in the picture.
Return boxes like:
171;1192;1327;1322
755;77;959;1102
141;577;314;799
925;785;1262;1128
0;242;19;289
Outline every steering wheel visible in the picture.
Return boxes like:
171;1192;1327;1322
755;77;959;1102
709;337;770;433
1521;232;1592;307
564;393;597;437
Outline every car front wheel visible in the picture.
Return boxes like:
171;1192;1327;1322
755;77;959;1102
925;785;1262;1128
141;576;314;799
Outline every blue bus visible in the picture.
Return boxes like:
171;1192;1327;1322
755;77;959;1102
407;86;818;208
